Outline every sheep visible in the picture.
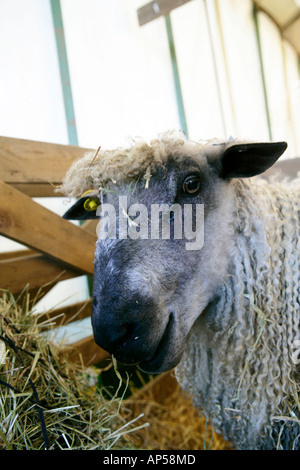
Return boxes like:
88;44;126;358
61;131;300;450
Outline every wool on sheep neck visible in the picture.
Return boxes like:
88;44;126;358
175;176;300;450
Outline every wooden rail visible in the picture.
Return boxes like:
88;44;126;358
0;250;80;296
0;136;93;196
0;136;108;366
0;181;96;273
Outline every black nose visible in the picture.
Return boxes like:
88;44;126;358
91;295;159;365
93;317;136;357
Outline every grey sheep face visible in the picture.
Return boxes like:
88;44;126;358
92;158;231;374
64;140;287;374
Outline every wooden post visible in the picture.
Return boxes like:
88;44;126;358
137;0;192;26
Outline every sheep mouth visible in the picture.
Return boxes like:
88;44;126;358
138;313;182;374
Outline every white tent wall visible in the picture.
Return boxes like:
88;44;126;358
171;0;227;140
0;0;68;144
0;0;89;311
60;0;180;149
285;41;300;153
209;0;271;141
0;0;299;320
259;12;300;155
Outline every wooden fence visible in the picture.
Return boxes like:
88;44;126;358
0;136;108;366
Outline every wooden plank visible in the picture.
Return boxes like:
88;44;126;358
60;335;109;366
0;252;80;294
10;183;63;197
127;370;176;402
0;248;31;261
0;136;93;184
137;0;192;26
81;219;98;235
0;181;96;274
36;299;92;328
16;284;57;306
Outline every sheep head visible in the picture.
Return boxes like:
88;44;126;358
63;133;287;374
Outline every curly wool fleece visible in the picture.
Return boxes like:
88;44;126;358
60;131;300;449
59;131;208;197
176;176;300;450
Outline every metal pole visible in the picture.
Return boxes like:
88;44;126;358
50;1;93;295
203;0;227;138
165;14;188;137
253;3;272;141
50;0;78;146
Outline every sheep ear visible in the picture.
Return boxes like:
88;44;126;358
63;196;100;220
220;142;287;179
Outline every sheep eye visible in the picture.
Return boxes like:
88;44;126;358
182;175;201;194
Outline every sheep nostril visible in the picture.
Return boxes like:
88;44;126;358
93;321;136;354
92;295;158;364
112;323;135;348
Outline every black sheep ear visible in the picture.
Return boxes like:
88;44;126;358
63;195;100;220
220;142;287;179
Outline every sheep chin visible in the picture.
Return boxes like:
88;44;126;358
137;313;185;374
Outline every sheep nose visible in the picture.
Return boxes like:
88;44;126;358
91;296;158;365
92;319;136;358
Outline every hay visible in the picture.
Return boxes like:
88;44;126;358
0;289;146;450
0;287;234;451
121;373;234;450
0;287;239;451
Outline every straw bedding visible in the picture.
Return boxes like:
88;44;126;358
121;372;234;450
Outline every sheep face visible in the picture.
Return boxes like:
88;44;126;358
63;139;287;374
91;157;234;374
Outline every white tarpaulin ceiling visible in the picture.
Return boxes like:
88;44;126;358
138;0;300;55
253;0;299;54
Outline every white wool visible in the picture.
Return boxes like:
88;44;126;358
175;176;300;449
